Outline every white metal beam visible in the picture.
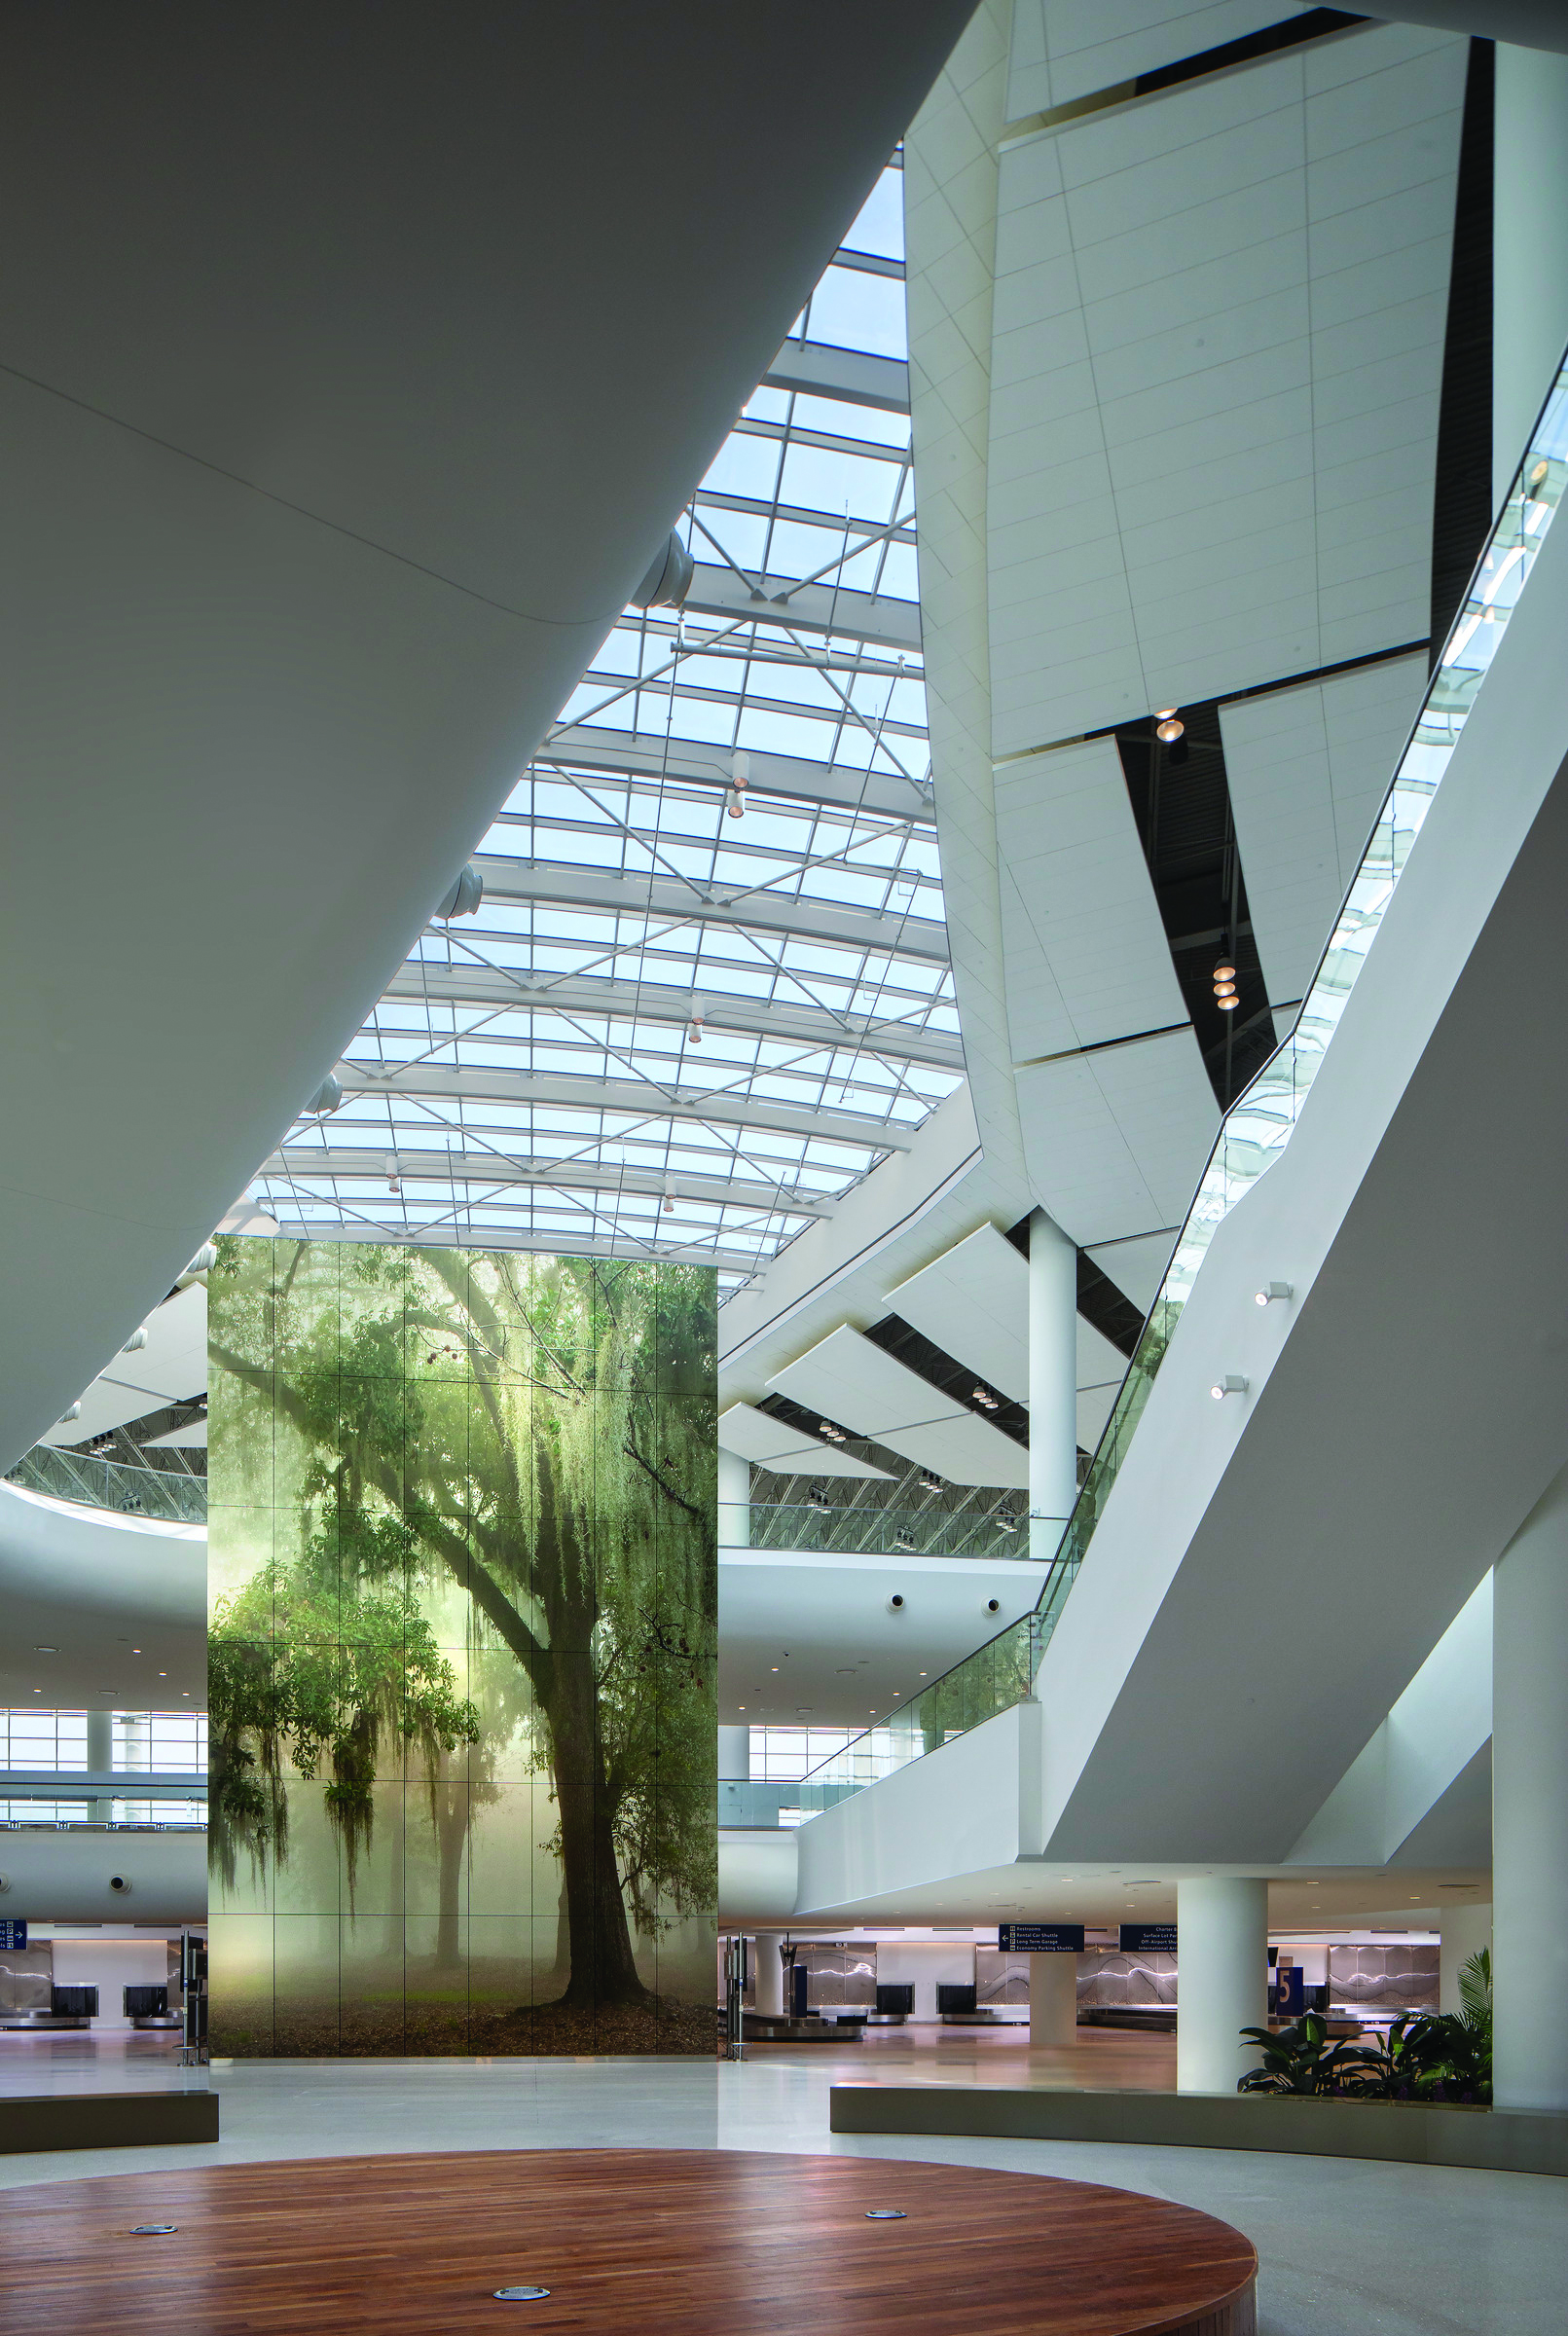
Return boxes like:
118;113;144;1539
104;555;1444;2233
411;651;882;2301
535;723;932;822
268;1146;836;1219
335;1064;918;1150
681;561;923;653
470;855;950;964
761;338;910;414
376;967;963;1070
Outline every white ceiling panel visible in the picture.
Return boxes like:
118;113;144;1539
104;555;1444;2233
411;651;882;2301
717;1400;891;1480
995;737;1189;1060
766;1325;1029;1487
1220;652;1428;1004
986;23;1466;753
1016;1028;1218;1248
143;1419;208;1450
40;1282;208;1445
1076;1316;1127;1394
880;1412;1031;1489
883;1224;1029;1401
1076;1380;1120;1453
1086;1228;1179;1315
1006;1;1319;119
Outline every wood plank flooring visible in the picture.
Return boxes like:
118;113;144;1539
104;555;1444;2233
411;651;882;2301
0;2147;1257;2335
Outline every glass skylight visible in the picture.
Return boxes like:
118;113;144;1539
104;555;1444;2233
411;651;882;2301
249;166;958;1298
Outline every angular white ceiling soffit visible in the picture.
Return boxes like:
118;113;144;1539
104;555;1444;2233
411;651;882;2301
38;1282;207;1447
767;1323;1031;1488
1006;3;1325;117
717;1400;891;1480
248;167;963;1303
0;4;975;1475
1219;652;1430;1004
986;19;1467;753
881;1220;1129;1453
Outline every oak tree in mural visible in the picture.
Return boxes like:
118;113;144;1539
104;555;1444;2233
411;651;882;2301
208;1244;716;2013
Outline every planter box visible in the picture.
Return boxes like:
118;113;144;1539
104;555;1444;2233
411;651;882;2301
829;2084;1568;2177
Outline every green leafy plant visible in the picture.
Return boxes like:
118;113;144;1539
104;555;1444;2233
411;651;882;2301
1237;2012;1364;2095
1239;1952;1493;2105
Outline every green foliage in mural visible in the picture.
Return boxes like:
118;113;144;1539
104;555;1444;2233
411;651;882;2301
208;1243;716;2015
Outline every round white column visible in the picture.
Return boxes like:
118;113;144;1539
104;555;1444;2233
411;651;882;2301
1176;1878;1268;2095
718;1448;750;1548
1028;1209;1078;1567
1028;1952;1077;2046
754;1930;784;2018
1440;1900;1493;2018
1494;1462;1568;2109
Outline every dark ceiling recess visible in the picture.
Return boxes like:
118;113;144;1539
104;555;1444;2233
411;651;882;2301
862;1315;1029;1447
1006;1210;1143;1357
1112;702;1276;1110
1430;36;1494;667
1076;1254;1143;1360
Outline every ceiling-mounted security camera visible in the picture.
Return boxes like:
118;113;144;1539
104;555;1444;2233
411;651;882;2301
986;1597;1001;1614
109;1875;131;1894
886;1592;905;1614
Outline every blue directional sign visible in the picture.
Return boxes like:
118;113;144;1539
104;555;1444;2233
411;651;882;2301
0;1920;27;1952
1119;1923;1177;1954
998;1923;1084;1953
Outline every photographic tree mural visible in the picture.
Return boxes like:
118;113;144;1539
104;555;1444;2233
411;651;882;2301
207;1240;716;2054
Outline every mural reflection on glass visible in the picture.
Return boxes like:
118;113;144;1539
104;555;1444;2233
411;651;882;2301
206;1240;716;2055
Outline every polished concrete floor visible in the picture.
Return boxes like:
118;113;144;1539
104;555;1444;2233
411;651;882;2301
0;2035;1562;2336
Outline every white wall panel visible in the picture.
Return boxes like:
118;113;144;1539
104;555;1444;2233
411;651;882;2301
987;24;1465;754
717;1400;891;1479
1006;2;1318;120
1086;1227;1179;1314
1221;651;1428;1003
995;737;1188;1064
1016;1028;1218;1248
767;1326;1030;1486
884;1224;1029;1401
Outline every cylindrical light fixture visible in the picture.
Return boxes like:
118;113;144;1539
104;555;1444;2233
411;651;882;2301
1155;708;1185;742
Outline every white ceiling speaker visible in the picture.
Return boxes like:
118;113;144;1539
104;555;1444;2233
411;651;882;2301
300;1075;343;1118
633;529;695;609
434;862;483;920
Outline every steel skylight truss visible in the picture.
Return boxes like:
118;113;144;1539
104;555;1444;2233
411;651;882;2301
249;167;957;1296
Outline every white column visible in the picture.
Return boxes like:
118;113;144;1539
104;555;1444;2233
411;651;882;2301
1493;1461;1568;2109
716;1726;750;1782
87;1708;113;1772
1176;1878;1268;2095
754;1931;784;2018
718;1448;750;1548
1028;1952;1077;2046
1028;1208;1078;1566
1440;1901;1493;2018
1494;47;1568;512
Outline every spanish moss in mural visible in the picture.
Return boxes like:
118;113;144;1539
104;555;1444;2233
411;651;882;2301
206;1240;716;2055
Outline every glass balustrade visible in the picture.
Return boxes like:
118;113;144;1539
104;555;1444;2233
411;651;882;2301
741;1499;1026;1558
5;1447;206;1523
790;345;1568;1825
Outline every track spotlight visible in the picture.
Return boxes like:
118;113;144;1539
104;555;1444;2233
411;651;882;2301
301;1074;343;1118
1255;1282;1293;1306
662;1177;675;1216
726;750;748;820
918;1471;939;1493
632;530;695;610
434;863;483;920
384;1155;401;1196
1155;709;1185;743
1210;1374;1249;1400
687;994;705;1044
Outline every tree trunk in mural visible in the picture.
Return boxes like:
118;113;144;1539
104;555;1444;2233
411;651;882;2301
544;1650;649;2008
434;1780;468;1969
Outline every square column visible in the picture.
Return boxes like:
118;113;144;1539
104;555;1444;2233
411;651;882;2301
1494;1461;1568;2109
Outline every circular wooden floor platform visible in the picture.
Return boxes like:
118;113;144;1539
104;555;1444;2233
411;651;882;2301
0;2147;1257;2335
